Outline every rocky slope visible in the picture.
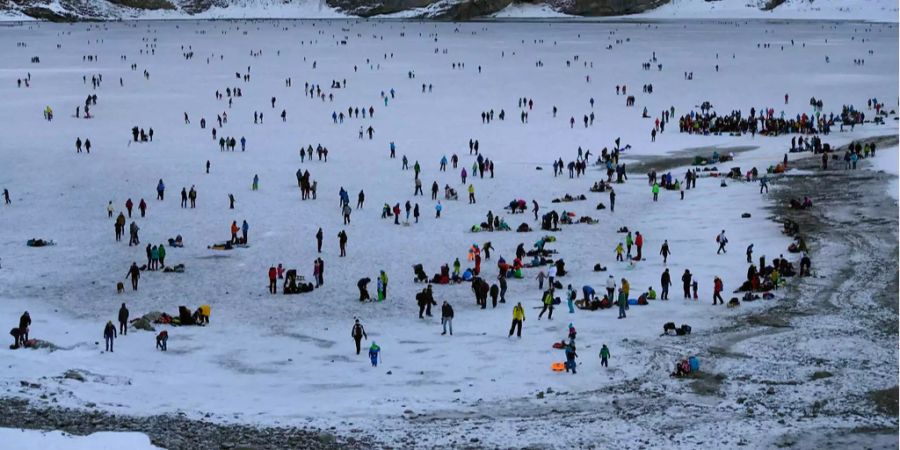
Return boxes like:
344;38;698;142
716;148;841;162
0;0;798;21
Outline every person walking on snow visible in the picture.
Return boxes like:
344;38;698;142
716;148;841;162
716;230;728;254
660;240;670;264
368;342;380;367
351;319;367;355
538;289;554;320
103;321;117;352
599;344;610;367
126;262;140;290
713;276;724;305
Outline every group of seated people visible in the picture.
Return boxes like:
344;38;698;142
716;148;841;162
789;196;814;210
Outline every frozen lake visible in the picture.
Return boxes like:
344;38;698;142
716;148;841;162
0;19;897;448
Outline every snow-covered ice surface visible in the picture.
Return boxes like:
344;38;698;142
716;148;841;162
0;19;897;448
0;427;161;450
637;0;899;22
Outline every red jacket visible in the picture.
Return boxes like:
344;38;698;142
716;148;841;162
714;278;723;292
635;234;643;247
268;268;277;280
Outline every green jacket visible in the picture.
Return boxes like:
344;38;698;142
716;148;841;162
158;245;166;260
617;290;627;306
600;346;610;359
625;234;633;246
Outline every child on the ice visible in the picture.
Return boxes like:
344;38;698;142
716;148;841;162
368;342;381;367
564;342;578;374
535;270;546;290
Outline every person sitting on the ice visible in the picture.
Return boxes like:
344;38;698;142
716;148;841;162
496;218;510;231
672;359;692;377
168;235;184;247
444;185;458;200
439;264;451;284
554;259;566;277
462;268;474;281
507;199;519;212
646;287;657;300
413;264;428;283
516;199;527;213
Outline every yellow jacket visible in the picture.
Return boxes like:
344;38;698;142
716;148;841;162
513;305;525;320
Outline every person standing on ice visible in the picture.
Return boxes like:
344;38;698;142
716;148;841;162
138;199;147;218
660;269;672;300
342;203;352;224
564;342;578;374
129;222;140;246
352;319;368;354
338;230;347;257
252;174;259;191
509;302;525;338
379;271;389;299
660;240;671;264
567;285;576;313
609;188;615;212
532;200;539;221
357;190;365;209
599;344;610;368
746;244;753;263
635;232;644;260
535;270;546;290
106;201;114;218
713;276;724;305
241;220;249;243
681;270;692;299
316;228;323;253
3;189;9;205
268;266;278;294
114;213;125;242
368;342;381;367
604;275;616;302
118;303;129;336
617;288;627;319
716;230;728;254
125;198;133;217
468;184;475;204
103;321;117;353
625;232;633;259
181;188;188;208
156;179;165;200
441;301;454;335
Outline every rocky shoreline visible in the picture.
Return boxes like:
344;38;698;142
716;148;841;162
0;397;371;450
